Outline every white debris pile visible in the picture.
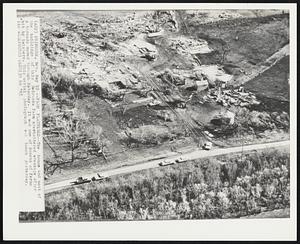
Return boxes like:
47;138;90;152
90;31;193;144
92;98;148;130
194;65;233;86
147;29;165;38
157;68;209;91
168;36;213;55
185;10;242;25
63;12;159;42
118;36;158;60
204;86;261;108
153;10;178;32
71;58;144;95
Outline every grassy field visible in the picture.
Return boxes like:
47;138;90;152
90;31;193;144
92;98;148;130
245;56;290;110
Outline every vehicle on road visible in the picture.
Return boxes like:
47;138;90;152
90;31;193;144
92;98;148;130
175;156;187;163
91;174;106;182
70;177;91;185
204;130;214;138
159;160;175;166
203;141;213;150
148;99;161;107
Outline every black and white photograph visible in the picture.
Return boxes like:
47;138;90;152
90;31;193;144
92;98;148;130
3;3;297;241
18;8;292;222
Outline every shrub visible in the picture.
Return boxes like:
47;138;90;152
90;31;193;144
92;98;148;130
51;69;75;93
41;82;55;100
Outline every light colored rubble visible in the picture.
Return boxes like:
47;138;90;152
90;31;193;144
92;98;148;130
194;65;233;86
168;36;212;56
118;35;158;60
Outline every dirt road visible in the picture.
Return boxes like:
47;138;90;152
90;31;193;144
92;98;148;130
45;140;289;193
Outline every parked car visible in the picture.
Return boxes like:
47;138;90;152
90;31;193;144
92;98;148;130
175;156;187;163
204;131;214;138
148;99;161;107
70;177;91;185
203;142;213;150
159;160;175;166
91;173;106;182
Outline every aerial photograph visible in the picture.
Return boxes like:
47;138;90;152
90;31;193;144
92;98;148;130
19;9;290;221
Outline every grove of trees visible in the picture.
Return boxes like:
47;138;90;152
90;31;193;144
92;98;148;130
20;148;290;221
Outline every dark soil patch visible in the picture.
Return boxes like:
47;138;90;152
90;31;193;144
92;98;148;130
251;96;290;114
113;105;162;129
244;55;290;102
75;95;124;152
196;50;223;65
189;14;289;67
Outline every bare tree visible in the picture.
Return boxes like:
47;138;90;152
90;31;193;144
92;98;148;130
221;43;230;64
44;112;89;175
60;115;88;162
85;120;107;161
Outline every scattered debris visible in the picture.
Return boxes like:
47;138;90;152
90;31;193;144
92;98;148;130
147;30;164;38
204;86;261;108
168;36;212;56
32;10;289;184
157;68;209;91
194;65;233;87
119;36;158;61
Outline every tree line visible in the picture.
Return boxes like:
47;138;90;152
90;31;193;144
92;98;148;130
20;148;290;221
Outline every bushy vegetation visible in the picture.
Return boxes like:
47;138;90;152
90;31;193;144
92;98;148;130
20;149;289;221
234;107;289;133
42;68;94;101
50;69;75;93
41;82;56;100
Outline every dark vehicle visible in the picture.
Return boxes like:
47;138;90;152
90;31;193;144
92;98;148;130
175;156;187;163
202;142;212;150
70;177;91;185
91;173;106;182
